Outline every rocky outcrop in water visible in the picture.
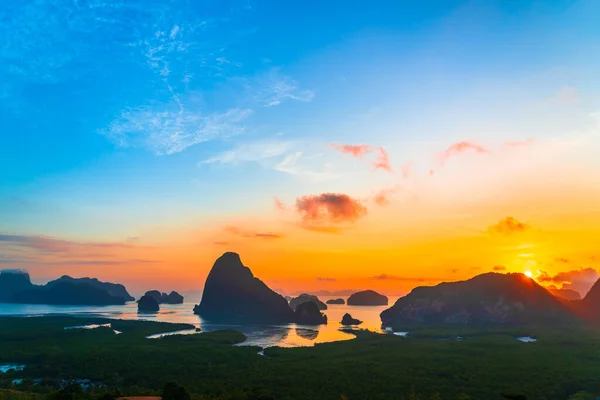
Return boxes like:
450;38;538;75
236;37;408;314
294;301;327;325
49;276;135;302
289;294;327;311
138;294;160;312
347;290;388;306
193;252;295;324
341;313;362;325
144;290;184;304
326;298;345;305
380;273;576;327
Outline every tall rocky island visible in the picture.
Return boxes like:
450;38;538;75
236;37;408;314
194;252;295;324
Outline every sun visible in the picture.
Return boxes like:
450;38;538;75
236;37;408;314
524;270;533;278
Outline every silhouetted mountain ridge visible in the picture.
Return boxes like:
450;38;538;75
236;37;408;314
380;272;577;326
0;269;133;306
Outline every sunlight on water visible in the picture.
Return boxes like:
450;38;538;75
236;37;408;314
0;297;399;348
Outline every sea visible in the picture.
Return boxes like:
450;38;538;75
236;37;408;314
0;297;400;348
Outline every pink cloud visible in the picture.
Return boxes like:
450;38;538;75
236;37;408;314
330;143;371;158
330;143;394;174
373;187;398;206
274;197;287;211
296;193;367;224
487;217;531;235
401;163;411;179
438;141;488;166
373;146;393;173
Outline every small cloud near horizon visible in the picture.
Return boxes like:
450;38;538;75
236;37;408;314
316;277;337;282
373;187;398;206
487;217;531;235
225;226;284;240
493;265;507;271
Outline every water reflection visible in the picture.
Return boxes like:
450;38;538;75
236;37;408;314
295;328;319;341
0;297;398;348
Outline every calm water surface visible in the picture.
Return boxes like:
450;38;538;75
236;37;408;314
0;297;399;348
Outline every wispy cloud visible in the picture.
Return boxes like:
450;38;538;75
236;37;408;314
0;234;149;254
0;232;159;268
487;217;531;235
493;265;507;271
330;143;394;174
274;197;287;211
369;274;440;282
373;187;398;206
330;144;371;158
100;103;252;155
547;86;579;105
437;141;488;166
225;226;284;240
316;277;337;282
248;68;315;107
373;146;393;173
202;140;337;180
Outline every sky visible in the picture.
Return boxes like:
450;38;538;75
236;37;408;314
1;0;600;297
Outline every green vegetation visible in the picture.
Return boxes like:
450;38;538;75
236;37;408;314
1;317;600;400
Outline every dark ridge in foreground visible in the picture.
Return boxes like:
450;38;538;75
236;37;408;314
380;272;577;327
194;252;295;324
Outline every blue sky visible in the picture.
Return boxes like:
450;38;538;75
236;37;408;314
1;0;600;290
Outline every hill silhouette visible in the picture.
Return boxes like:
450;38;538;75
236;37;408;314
0;269;133;306
380;272;576;326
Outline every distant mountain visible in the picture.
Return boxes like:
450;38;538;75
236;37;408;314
0;270;34;302
0;269;132;306
12;281;127;306
576;278;600;321
302;289;360;297
289;294;327;311
547;286;581;301
326;298;345;305
193;252;295;324
48;276;135;302
144;290;184;304
347;290;388;306
380;273;576;327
